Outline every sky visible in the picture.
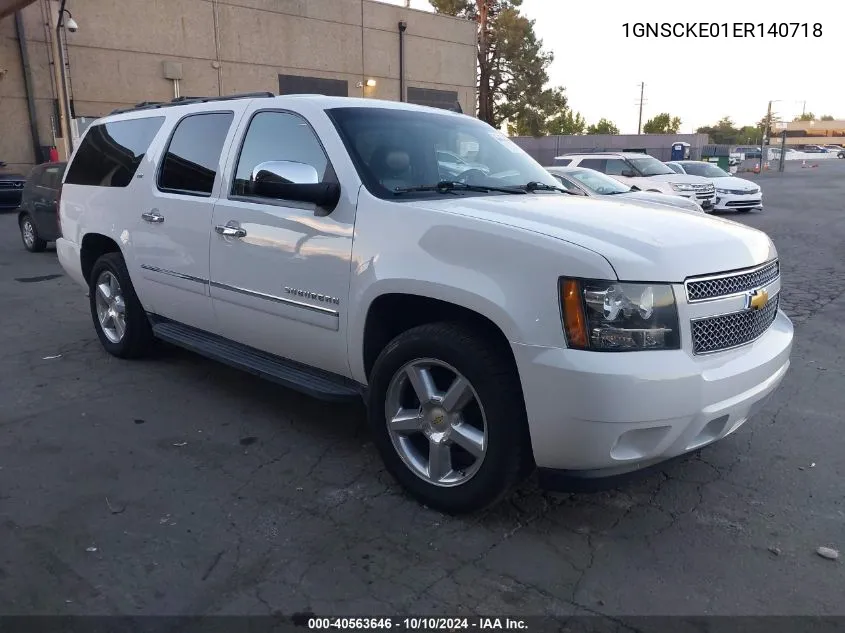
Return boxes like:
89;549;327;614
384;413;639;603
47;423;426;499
381;0;842;134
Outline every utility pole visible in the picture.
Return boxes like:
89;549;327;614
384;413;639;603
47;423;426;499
636;82;645;134
762;100;775;169
802;101;806;117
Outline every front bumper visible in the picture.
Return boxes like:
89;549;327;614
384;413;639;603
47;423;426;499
713;192;763;211
513;309;793;481
676;190;715;209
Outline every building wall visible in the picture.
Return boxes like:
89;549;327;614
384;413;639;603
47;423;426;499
0;0;477;172
510;133;712;165
772;120;845;146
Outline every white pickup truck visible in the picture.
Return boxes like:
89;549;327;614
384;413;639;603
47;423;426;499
55;93;793;513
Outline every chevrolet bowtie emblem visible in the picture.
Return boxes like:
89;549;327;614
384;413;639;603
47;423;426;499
747;288;769;311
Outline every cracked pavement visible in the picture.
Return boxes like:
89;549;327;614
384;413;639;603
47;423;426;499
1;161;843;619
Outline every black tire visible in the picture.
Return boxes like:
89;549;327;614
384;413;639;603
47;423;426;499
88;252;154;359
367;322;531;514
20;213;47;252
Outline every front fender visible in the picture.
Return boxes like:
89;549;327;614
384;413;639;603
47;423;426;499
346;192;617;382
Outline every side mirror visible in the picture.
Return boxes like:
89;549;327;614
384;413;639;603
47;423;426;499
250;160;340;211
620;169;636;178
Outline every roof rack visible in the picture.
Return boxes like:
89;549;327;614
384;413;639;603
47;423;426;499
554;151;619;158
109;91;276;115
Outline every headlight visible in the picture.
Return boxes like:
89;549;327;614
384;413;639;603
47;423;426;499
716;188;731;194
670;183;695;192
560;278;681;351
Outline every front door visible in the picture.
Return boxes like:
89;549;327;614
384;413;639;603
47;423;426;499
133;110;237;333
209;109;355;378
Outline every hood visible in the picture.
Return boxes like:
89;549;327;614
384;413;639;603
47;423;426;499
406;194;775;282
711;176;760;191
618;191;703;212
636;173;711;184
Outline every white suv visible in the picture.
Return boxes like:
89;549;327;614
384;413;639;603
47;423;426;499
557;152;716;210
56;93;793;514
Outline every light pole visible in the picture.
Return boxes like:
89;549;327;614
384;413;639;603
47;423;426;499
55;2;77;155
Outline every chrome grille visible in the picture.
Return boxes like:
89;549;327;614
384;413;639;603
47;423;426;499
726;188;759;195
691;295;779;354
0;181;24;189
686;260;779;302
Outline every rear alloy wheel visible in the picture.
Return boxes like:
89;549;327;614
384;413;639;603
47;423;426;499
20;214;47;252
88;252;154;358
368;323;530;514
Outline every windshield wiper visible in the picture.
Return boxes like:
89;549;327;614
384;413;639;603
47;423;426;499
518;181;576;194
391;180;526;195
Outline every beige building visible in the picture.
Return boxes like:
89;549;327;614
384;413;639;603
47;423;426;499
774;119;845;147
0;0;476;172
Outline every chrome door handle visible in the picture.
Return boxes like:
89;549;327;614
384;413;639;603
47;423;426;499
141;210;165;223
215;224;247;238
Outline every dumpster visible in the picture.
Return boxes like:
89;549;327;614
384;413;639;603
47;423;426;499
707;156;731;171
670;142;690;161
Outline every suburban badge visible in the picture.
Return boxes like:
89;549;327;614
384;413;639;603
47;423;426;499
284;286;340;305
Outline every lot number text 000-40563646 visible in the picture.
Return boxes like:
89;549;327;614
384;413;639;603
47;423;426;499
623;23;822;38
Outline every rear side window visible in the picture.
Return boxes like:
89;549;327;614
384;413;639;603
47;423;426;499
554;158;572;166
41;165;64;189
65;117;165;187
604;159;628;175
578;158;607;172
158;112;234;196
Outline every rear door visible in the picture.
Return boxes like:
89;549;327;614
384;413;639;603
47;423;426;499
32;164;65;241
133;105;244;333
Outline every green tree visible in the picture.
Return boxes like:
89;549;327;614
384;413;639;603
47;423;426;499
794;112;816;121
737;125;760;144
758;111;780;135
820;114;835;121
696;117;761;145
547;108;587;136
430;0;561;130
697;116;738;144
585;118;620;135
505;86;585;136
642;112;682;134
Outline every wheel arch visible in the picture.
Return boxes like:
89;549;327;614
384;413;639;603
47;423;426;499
358;286;520;384
80;233;123;283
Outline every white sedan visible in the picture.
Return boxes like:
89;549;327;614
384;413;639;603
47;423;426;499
546;166;705;213
665;160;762;212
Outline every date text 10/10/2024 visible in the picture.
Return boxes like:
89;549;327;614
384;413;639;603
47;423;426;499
307;617;528;630
623;23;823;38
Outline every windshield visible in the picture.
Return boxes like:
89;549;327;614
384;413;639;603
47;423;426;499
680;162;729;178
567;169;630;195
326;107;561;198
628;155;675;176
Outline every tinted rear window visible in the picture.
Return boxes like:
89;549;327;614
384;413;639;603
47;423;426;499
65;117;165;187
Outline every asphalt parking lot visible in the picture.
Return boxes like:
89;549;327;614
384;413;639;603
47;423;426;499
2;160;844;621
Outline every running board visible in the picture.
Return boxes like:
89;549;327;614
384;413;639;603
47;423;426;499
150;320;363;403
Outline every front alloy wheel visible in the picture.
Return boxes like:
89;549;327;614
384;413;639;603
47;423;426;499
385;359;487;487
367;322;531;514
